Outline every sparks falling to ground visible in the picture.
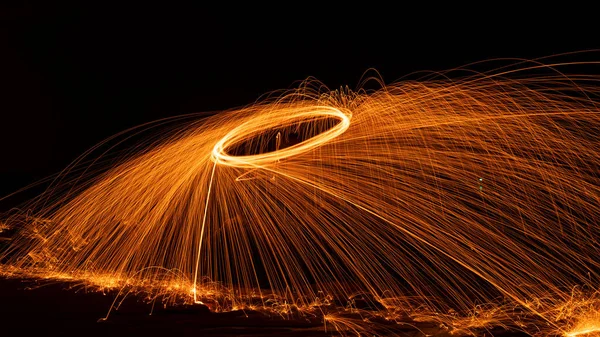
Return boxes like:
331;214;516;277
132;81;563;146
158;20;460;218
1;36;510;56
1;58;600;336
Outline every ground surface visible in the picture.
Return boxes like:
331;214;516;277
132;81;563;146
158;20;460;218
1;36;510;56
0;278;531;337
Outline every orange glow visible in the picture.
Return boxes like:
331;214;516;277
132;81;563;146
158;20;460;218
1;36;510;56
1;59;600;336
566;311;600;337
0;221;10;234
212;105;351;168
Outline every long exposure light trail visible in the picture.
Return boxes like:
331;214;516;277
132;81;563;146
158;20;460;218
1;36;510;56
1;59;599;336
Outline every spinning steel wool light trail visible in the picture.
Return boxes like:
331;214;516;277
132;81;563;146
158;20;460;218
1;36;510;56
1;58;600;336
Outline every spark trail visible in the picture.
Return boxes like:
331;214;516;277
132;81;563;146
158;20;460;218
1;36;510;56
1;58;600;336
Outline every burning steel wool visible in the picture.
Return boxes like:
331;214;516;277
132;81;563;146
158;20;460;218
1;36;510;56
1;60;600;336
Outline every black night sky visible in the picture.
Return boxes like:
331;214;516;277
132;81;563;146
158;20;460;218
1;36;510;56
2;5;596;201
0;3;598;337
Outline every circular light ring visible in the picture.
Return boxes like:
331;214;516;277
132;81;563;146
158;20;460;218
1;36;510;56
212;106;351;168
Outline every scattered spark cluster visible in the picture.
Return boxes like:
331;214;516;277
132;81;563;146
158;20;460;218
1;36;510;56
0;222;9;234
1;58;600;336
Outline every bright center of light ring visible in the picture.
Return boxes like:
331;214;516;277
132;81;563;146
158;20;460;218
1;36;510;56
212;106;351;168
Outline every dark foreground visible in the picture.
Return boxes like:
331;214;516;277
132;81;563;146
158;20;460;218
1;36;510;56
0;278;530;337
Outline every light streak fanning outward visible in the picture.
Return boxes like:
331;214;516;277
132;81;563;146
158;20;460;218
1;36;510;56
1;62;600;336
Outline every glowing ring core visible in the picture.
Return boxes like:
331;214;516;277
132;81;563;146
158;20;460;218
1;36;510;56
212;106;351;168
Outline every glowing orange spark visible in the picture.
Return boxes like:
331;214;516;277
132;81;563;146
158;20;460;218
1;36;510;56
2;57;600;336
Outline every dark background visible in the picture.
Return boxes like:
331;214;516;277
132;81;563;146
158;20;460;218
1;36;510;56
0;4;597;205
0;4;598;336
